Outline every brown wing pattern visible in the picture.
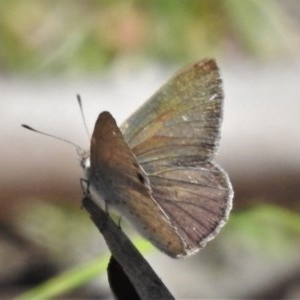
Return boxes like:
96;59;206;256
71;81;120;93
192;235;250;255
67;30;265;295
121;59;223;163
89;112;185;257
146;161;232;254
121;59;233;255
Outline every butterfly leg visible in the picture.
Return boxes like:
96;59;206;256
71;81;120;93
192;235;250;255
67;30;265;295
80;178;90;208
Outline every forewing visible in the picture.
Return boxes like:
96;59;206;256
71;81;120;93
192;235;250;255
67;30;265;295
120;59;223;164
120;59;232;255
89;112;185;257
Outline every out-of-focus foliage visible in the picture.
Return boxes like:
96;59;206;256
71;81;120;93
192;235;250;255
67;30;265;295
16;203;300;299
0;0;299;74
13;201;154;300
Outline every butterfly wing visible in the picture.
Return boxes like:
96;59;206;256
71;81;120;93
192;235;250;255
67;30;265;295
121;59;233;255
144;161;232;255
121;59;223;163
89;112;185;257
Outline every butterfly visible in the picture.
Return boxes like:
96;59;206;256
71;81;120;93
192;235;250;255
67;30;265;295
80;59;233;258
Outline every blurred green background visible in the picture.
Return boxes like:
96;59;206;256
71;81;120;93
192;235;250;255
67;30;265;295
1;0;299;74
1;0;300;299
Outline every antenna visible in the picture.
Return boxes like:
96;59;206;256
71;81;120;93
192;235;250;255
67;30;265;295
77;94;91;140
21;124;82;150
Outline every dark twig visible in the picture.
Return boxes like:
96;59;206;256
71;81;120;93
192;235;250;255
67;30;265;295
82;196;175;300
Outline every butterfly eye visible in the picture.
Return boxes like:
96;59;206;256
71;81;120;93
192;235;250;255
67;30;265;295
81;157;91;170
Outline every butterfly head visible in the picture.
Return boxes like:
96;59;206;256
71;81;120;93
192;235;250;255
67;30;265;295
77;148;90;172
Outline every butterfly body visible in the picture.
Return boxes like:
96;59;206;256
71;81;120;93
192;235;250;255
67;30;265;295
82;59;233;258
83;112;185;257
